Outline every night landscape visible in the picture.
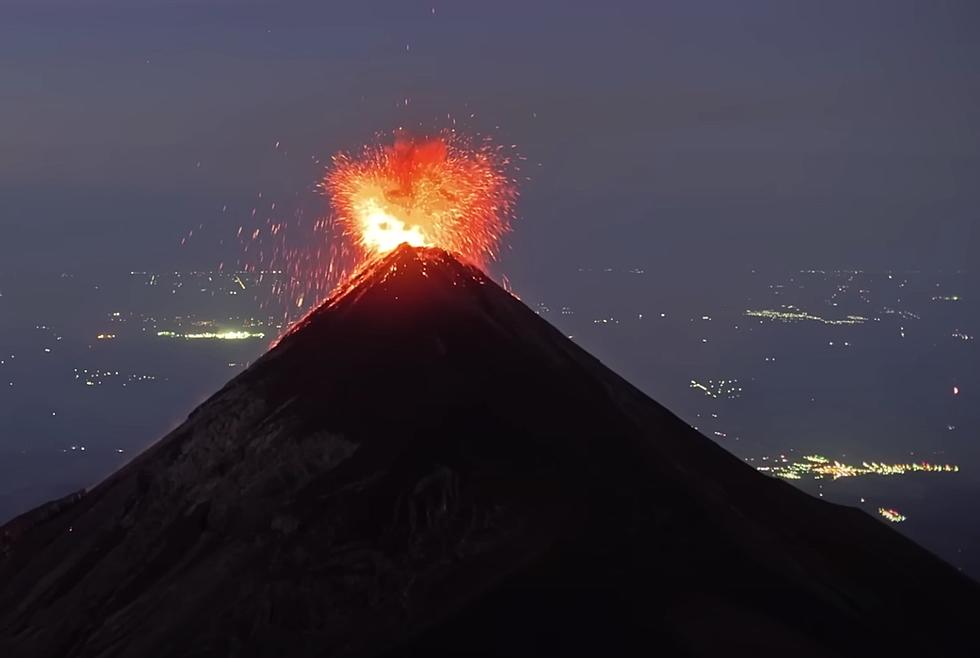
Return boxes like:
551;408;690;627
1;3;978;657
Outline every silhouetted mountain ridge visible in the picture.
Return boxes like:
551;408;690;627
1;244;977;657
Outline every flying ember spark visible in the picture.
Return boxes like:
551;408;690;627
325;132;518;269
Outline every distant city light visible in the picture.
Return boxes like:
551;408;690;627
878;508;907;523
690;379;742;400
156;330;265;340
757;454;960;481
745;308;867;325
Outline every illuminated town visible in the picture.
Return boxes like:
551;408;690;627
73;368;163;387
879;508;907;523
745;307;868;325
755;454;960;481
689;379;743;400
156;330;265;341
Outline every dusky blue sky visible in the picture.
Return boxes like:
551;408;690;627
1;1;977;287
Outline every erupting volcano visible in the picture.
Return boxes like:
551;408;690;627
245;131;519;323
3;128;979;657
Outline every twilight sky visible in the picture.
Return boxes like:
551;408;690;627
1;1;977;287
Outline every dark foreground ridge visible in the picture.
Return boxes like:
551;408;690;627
1;245;978;657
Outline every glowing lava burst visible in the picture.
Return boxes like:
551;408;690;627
236;130;519;336
325;133;517;269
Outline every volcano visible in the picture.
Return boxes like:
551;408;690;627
1;245;977;657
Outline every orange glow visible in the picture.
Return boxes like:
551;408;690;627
325;133;517;268
353;196;430;252
236;129;519;334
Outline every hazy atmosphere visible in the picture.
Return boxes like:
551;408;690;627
1;5;979;654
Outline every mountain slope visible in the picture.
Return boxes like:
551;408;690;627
1;244;977;657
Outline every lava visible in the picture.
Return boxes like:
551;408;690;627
325;132;517;268
237;130;519;333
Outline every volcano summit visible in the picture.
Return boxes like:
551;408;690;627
1;245;978;657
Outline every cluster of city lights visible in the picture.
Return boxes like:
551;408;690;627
878;508;907;523
103;308;280;339
690;379;742;400
757;454;960;481
883;307;920;320
745;308;868;325
73;368;161;386
156;330;265;341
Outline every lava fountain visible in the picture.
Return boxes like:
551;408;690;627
240;130;519;335
325;132;518;270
